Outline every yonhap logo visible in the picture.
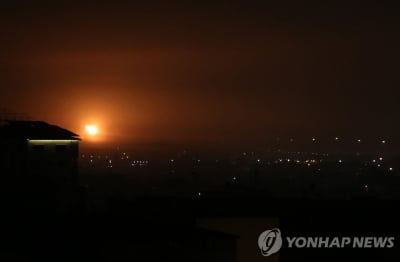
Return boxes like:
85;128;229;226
258;228;283;256
258;228;395;257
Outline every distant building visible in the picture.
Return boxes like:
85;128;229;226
0;120;80;186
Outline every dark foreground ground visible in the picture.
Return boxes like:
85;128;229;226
0;190;399;262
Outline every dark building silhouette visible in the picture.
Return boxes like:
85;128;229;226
0;120;80;211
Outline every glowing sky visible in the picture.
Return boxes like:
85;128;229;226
0;1;399;145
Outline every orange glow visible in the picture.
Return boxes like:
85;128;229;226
85;125;98;136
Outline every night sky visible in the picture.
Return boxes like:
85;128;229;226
1;1;399;145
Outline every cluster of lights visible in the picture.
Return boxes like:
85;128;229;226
83;154;111;159
284;151;329;157
275;137;390;144
305;159;318;164
370;157;385;168
273;158;329;166
121;152;129;160
131;160;149;167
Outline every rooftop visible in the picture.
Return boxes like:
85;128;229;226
0;120;80;140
